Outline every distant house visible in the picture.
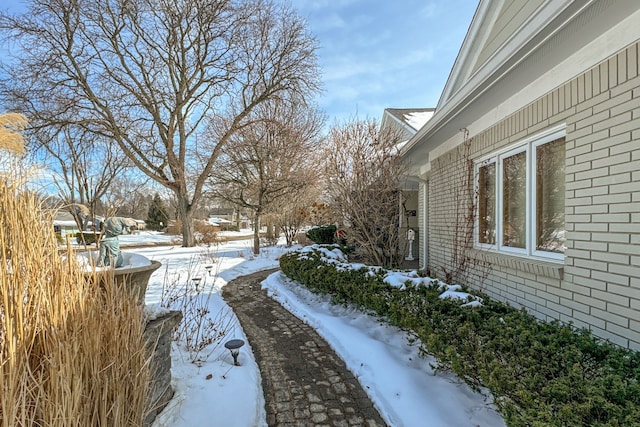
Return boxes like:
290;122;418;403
208;207;250;229
52;211;80;237
401;0;640;349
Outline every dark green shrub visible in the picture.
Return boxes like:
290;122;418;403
146;193;169;231
279;247;640;427
305;225;336;244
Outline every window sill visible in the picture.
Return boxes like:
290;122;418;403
469;248;564;280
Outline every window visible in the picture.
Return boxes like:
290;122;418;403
475;128;566;260
502;149;527;249
477;162;495;244
534;137;566;254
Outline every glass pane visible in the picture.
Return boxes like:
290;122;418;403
536;137;566;253
478;162;496;244
502;151;526;248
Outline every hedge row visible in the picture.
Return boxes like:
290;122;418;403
279;246;640;427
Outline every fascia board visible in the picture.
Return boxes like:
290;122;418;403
402;0;591;161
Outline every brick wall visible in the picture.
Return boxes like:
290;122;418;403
427;41;640;349
429;141;478;284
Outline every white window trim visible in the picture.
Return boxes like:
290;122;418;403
474;125;566;262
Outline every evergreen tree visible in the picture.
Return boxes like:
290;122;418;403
146;193;169;231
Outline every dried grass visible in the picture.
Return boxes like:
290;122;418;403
0;165;150;425
0;113;27;154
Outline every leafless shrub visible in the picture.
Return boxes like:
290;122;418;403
167;219;182;236
261;235;279;247
160;253;237;365
194;220;220;246
435;129;491;288
323;118;407;268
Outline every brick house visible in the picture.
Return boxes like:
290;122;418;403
401;0;640;349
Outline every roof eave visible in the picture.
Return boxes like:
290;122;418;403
401;0;597;172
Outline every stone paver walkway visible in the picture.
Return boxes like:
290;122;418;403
223;269;387;427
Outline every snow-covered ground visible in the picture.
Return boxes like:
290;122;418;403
118;231;504;427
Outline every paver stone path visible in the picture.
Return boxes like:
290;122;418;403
223;269;387;427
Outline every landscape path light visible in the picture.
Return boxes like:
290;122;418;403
204;265;214;276
224;339;245;366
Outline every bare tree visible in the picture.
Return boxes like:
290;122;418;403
29;124;131;232
323;118;407;268
0;0;320;246
209;99;324;254
100;174;155;218
271;177;324;247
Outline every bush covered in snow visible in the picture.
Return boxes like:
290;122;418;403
280;245;640;427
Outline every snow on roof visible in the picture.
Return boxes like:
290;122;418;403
404;110;434;131
53;220;78;227
208;217;232;224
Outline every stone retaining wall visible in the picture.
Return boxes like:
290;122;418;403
143;310;182;427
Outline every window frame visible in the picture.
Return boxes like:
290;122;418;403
475;158;496;249
474;126;566;261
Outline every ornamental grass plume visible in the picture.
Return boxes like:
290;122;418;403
0;113;27;154
0;120;151;426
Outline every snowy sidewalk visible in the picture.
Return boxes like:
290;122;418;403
223;269;386;427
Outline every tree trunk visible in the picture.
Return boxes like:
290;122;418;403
265;220;272;239
281;223;297;247
253;212;261;255
177;193;196;247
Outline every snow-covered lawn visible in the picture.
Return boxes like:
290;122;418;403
121;232;504;427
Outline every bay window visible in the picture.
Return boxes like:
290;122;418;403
475;128;566;260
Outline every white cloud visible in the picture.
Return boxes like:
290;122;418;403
292;0;363;13
310;12;347;32
418;2;439;19
396;46;436;67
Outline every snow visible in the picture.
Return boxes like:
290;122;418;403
144;303;171;322
74;250;152;271
117;233;505;427
263;272;502;427
208;217;232;225
119;230;180;245
404;110;434;131
438;284;484;306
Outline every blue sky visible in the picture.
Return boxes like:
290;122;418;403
1;0;478;123
285;0;478;123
